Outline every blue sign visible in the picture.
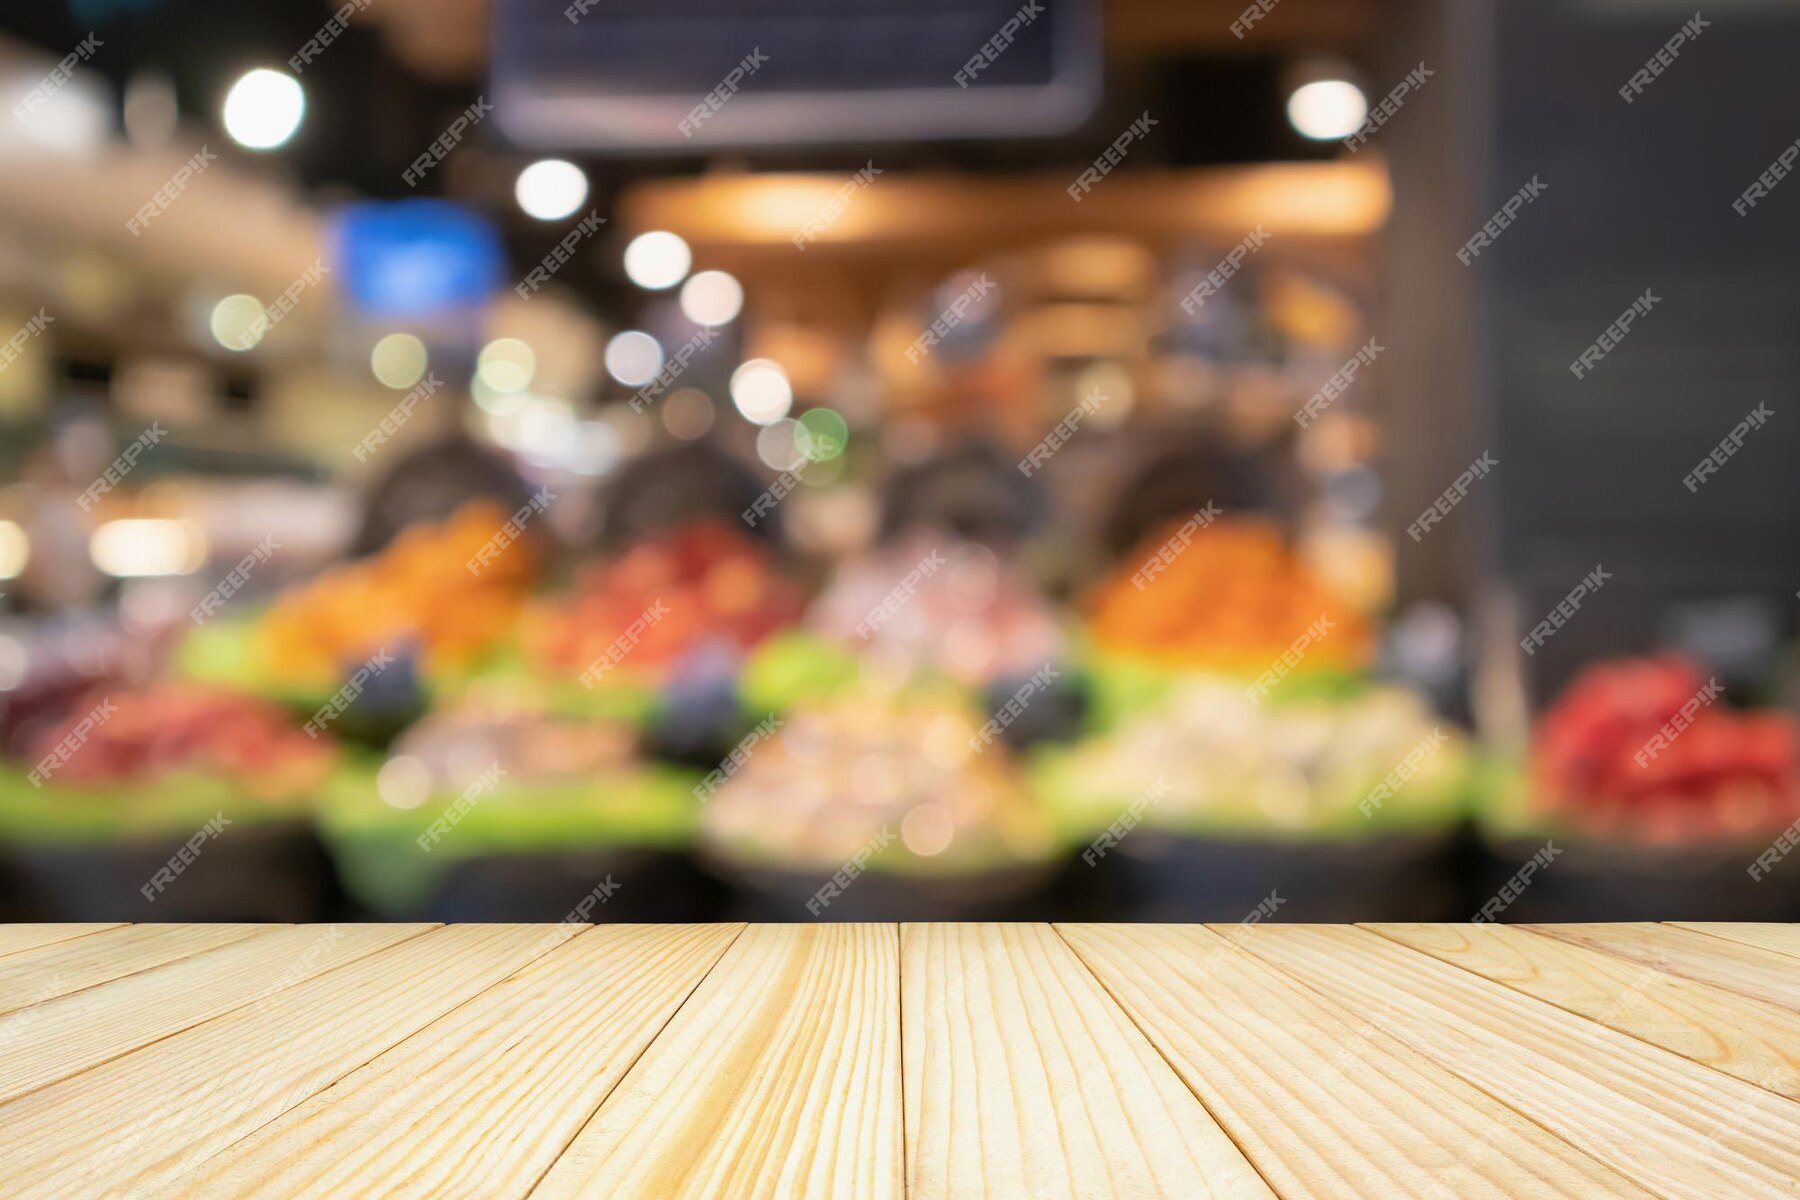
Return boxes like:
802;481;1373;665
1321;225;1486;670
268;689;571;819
331;200;505;319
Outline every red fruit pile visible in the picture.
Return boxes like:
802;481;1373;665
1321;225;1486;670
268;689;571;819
23;683;334;795
1533;655;1800;841
532;520;804;682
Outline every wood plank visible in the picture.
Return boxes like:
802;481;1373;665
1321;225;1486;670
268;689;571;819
160;924;743;1200
1228;925;1800;1197
1670;922;1800;961
1057;923;1646;1198
0;922;431;1105
0;923;272;1015
0;923;122;959
531;924;902;1200
0;923;581;1199
906;923;1276;1200
1366;923;1800;1100
1531;922;1800;1012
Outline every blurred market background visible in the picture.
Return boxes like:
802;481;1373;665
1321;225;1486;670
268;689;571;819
1;0;1799;923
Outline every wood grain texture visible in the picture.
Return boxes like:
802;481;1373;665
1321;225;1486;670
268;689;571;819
1670;922;1800;961
0;924;122;959
0;923;271;1015
161;924;743;1200
532;923;902;1200
1532;922;1800;1012
0;922;429;1105
0;924;581;1200
1058;923;1645;1199
1230;925;1800;1197
1366;923;1800;1100
905;922;1274;1200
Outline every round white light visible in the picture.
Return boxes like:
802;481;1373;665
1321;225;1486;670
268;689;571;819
623;231;692;291
222;69;304;150
730;358;793;426
210;294;267;352
476;338;536;393
604;331;665;387
370;333;428;390
1286;80;1368;140
679;269;744;326
514;159;589;221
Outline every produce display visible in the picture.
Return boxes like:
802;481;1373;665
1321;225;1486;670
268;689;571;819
1086;516;1372;676
1527;655;1800;841
1037;677;1470;837
526;519;804;687
257;499;537;687
699;686;1058;876
802;535;1064;686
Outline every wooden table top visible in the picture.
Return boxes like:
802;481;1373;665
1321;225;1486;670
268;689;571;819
0;922;1796;1198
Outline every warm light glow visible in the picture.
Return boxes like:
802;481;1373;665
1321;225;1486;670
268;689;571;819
476;338;535;393
730;358;792;425
89;519;208;577
679;269;744;327
0;520;28;579
623;231;692;291
222;69;305;150
604;331;664;387
514;159;589;221
370;333;428;390
1287;80;1368;140
209;294;267;352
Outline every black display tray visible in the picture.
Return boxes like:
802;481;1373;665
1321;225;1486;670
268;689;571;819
1475;833;1800;922
703;855;1062;921
408;847;726;923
